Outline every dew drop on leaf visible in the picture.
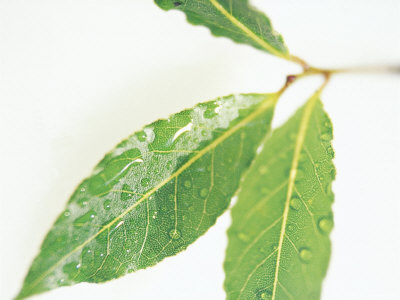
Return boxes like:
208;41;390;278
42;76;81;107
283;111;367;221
199;188;208;198
299;248;313;263
238;233;249;242
77;197;88;207
73;210;97;225
120;184;134;201
141;178;150;187
320;133;332;141
203;108;217;119
103;200;111;211
256;289;272;299
258;165;268;174
136;131;147;142
289;197;301;210
318;217;333;234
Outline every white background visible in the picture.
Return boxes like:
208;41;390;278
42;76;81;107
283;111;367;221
1;0;399;299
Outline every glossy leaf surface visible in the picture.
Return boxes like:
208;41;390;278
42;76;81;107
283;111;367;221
224;93;335;300
155;0;289;59
17;93;278;299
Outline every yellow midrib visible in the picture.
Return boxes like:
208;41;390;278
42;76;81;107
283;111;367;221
208;0;288;59
271;93;319;300
25;94;278;294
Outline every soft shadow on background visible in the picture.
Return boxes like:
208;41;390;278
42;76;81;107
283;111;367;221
1;1;399;299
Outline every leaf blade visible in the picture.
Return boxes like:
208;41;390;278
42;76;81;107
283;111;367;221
155;0;289;58
17;93;278;299
224;93;335;300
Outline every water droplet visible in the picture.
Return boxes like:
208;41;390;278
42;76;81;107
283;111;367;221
204;108;217;119
80;187;86;192
120;184;134;201
169;229;181;240
141;178;150;187
318;217;333;234
62;261;80;279
238;233;249;242
77;197;88;207
256;289;272;299
199;188;208;198
73;210;97;225
299;247;313;263
103;200;111;210
290;197;301;210
100;253;104;257
201;130;207;137
64;210;71;217
184;180;192;188
320;133;332;141
58;278;65;284
259;166;268;174
136;131;147;142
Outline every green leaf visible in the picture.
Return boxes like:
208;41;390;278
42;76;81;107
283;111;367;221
155;0;289;59
224;92;335;300
17;93;279;299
